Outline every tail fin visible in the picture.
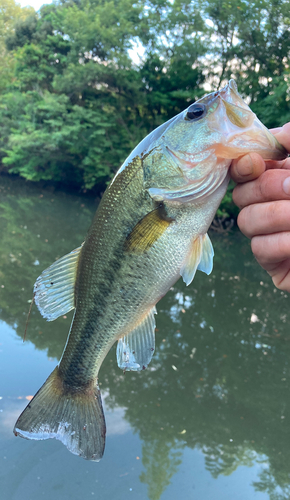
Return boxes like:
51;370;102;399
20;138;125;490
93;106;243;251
13;367;106;461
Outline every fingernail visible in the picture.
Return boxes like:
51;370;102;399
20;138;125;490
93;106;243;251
237;155;253;176
283;177;290;195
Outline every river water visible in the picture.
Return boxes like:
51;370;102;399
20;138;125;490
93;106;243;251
0;176;290;500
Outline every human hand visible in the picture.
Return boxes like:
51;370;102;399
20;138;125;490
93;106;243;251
229;123;290;291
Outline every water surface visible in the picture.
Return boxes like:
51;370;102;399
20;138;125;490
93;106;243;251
0;177;290;500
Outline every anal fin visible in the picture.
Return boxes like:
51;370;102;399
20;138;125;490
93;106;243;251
117;306;157;371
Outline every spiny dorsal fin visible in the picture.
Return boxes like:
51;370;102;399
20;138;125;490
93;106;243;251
125;204;173;253
34;245;83;321
180;233;214;286
117;306;157;371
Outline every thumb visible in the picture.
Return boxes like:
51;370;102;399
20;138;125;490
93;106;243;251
230;153;266;184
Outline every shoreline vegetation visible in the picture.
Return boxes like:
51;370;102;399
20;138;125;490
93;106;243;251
0;0;289;219
0;171;238;232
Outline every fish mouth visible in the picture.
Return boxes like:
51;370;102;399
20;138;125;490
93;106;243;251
222;121;288;161
262;128;288;160
215;80;288;161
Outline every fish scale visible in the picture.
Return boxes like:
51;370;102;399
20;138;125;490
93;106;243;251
14;80;288;461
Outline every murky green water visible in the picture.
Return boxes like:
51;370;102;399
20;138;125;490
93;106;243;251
0;176;290;500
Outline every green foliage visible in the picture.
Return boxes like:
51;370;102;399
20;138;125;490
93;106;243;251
216;181;239;219
1;91;114;188
0;0;34;92
0;0;289;212
251;72;290;128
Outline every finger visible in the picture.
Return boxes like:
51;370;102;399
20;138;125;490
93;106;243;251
265;156;290;171
232;169;290;209
270;127;282;134
251;232;290;269
269;259;290;292
251;233;290;292
237;200;290;238
230;153;266;183
271;122;290;152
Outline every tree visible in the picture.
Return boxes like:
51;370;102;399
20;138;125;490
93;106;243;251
0;0;289;198
0;0;206;190
199;0;290;126
0;0;34;92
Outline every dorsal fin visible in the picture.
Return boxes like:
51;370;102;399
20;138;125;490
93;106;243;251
180;233;214;286
34;245;83;321
116;306;157;371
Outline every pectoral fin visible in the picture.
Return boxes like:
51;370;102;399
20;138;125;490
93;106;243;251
180;233;214;286
116;306;157;371
125;204;173;253
197;233;214;275
34;245;83;321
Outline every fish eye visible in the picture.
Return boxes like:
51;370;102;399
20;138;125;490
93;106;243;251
186;103;207;121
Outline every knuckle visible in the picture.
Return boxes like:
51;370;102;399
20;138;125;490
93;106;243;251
265;200;289;227
237;207;251;236
233;184;250;209
257;170;275;200
232;185;241;207
251;236;263;260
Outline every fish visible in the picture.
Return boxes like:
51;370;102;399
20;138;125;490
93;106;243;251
13;80;287;461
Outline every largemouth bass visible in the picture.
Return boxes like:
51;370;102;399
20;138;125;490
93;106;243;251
14;80;287;461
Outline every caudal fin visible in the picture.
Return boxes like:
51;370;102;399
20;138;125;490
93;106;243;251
13;367;106;461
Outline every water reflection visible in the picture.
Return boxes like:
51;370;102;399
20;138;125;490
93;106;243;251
0;176;290;500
